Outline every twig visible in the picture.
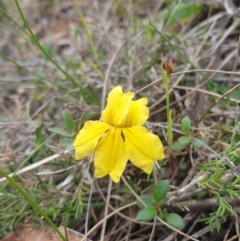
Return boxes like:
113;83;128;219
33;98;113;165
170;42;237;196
169;196;240;212
84;180;94;241
0;149;73;183
136;69;240;95
87;202;136;236
149;216;157;241
198;83;240;123
100;178;112;241
94;179;160;226
101;44;126;112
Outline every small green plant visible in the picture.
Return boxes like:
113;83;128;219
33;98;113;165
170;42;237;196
136;180;184;229
197;159;240;232
172;116;203;151
48;108;76;150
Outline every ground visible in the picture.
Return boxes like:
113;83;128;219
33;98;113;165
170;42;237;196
0;0;240;241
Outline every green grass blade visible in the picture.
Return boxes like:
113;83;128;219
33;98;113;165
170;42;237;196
12;133;56;177
14;0;100;104
14;0;80;88
0;52;45;80
0;169;67;241
0;6;29;36
73;0;102;77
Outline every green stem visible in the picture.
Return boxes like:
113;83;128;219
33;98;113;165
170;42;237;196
14;0;99;103
14;0;79;88
0;6;29;36
162;68;173;145
0;169;67;241
73;0;103;79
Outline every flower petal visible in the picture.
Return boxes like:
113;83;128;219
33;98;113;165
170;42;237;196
123;126;165;174
74;121;110;160
94;127;128;183
102;86;134;127
123;97;149;126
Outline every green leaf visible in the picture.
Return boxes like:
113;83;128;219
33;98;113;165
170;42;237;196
48;127;73;137
60;138;74;150
136;206;156;222
157;3;201;25
171;141;185;151
63;109;76;132
165;213;184;229
193;140;203;149
153;180;169;202
220;85;240;100
215;217;221;232
160;208;168;218
171;3;201;23
181;116;191;135
178;163;187;170
136;195;154;209
35;123;44;144
178;136;191;145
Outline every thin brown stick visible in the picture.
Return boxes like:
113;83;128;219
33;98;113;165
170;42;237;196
100;178;112;241
169;197;240;212
136;69;240;95
198;83;240;123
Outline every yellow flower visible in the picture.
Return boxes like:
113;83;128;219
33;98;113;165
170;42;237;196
74;86;165;183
